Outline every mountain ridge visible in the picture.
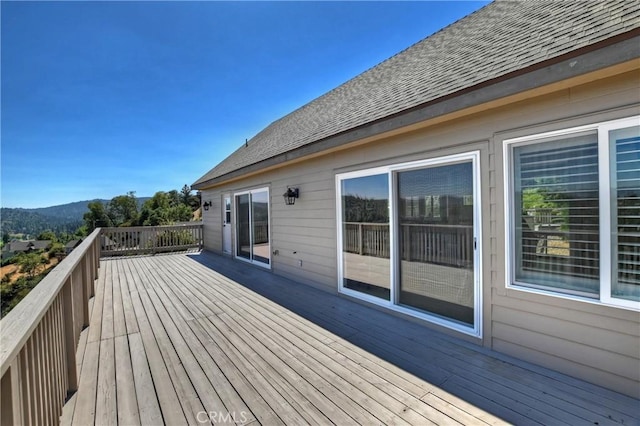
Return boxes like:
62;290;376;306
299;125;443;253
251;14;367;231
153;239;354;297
1;198;150;237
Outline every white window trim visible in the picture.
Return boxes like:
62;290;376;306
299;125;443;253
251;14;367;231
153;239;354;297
234;187;271;269
336;151;483;337
503;115;640;311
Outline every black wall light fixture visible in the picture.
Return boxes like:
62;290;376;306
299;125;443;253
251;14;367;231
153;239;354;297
283;187;299;205
203;201;212;211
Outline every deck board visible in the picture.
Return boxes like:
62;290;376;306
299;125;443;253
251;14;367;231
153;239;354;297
61;252;640;425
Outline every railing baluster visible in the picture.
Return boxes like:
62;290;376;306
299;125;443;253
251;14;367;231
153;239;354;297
51;297;63;421
45;309;56;424
20;344;31;426
41;313;51;425
35;327;46;426
28;337;40;425
0;359;17;426
62;278;78;395
56;297;66;403
40;323;51;424
11;357;23;425
81;257;90;328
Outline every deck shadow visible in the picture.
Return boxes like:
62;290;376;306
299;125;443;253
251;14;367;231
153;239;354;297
187;251;640;425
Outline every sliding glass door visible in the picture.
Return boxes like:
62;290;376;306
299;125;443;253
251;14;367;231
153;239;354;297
235;188;270;267
397;162;475;326
337;152;481;335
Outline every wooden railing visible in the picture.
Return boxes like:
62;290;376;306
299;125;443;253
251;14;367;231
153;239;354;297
101;223;203;256
0;229;101;426
344;222;473;268
344;223;390;258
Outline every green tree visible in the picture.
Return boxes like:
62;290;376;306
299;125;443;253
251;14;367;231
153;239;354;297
169;204;193;223
84;202;113;232
37;230;57;242
48;242;66;260
138;190;194;226
180;184;192;204
1;274;46;316
108;191;139;227
17;253;45;278
180;184;200;209
167;190;181;207
57;232;73;244
2;232;10;245
75;225;89;237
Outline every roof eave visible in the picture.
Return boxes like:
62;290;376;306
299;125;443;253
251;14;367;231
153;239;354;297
192;31;640;191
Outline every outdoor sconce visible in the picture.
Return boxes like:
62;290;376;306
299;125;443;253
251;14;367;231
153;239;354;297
283;187;299;205
203;201;212;211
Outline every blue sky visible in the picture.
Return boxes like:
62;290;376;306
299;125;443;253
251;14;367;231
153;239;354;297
1;1;487;208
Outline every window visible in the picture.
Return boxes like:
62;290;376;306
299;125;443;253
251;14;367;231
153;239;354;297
505;116;640;309
340;172;391;300
337;151;482;336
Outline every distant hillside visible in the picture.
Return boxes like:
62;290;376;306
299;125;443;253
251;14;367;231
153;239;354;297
1;208;83;237
29;199;110;220
1;198;150;238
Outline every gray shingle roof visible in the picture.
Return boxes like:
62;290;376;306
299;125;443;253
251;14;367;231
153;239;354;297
65;239;82;249
5;240;52;253
193;0;640;188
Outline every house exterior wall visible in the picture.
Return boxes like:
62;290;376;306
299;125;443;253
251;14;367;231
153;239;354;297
200;69;640;397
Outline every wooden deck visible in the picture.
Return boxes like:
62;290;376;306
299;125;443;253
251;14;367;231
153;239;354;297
61;252;639;425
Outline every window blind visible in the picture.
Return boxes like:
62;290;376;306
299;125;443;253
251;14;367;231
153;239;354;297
514;133;599;294
614;133;640;298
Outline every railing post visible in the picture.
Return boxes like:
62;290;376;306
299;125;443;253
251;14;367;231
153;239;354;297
358;223;363;255
61;278;78;395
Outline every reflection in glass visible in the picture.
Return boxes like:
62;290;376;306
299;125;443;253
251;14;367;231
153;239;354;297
252;190;270;265
341;174;390;300
225;198;231;223
514;133;600;295
236;194;251;260
398;162;474;325
611;126;640;301
235;190;270;265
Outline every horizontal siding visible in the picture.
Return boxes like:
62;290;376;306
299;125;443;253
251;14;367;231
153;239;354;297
201;189;222;253
492;307;639;373
493;291;640;336
199;68;640;397
272;175;339;290
489;70;640;398
493;338;640;399
274;262;336;289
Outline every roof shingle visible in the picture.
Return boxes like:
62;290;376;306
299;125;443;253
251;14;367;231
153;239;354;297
194;0;640;188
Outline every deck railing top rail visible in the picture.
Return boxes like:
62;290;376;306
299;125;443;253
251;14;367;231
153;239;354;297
0;228;100;376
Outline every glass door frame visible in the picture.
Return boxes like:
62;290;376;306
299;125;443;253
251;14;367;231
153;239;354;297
234;187;271;269
336;151;483;337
